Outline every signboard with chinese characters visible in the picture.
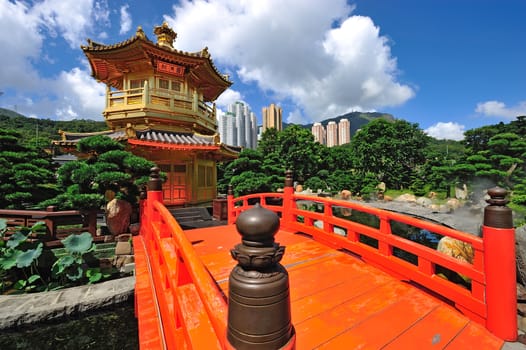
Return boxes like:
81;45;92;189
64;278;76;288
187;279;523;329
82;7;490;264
156;61;185;77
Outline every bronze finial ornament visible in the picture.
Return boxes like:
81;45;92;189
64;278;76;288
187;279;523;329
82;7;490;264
148;167;162;191
227;204;294;349
484;187;513;229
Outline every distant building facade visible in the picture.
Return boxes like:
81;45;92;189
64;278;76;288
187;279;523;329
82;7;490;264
217;101;258;149
311;118;351;147
262;103;283;132
311;122;326;144
338;118;350;145
326;121;338;147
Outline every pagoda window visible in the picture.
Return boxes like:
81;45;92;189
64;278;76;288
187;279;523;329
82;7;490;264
158;78;181;92
171;80;181;92
159;78;170;90
129;79;145;93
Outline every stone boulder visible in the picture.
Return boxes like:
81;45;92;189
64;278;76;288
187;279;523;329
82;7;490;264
416;197;432;207
446;198;461;210
455;184;468;200
436;236;474;284
394;193;416;203
516;225;526;286
106;198;132;236
340;190;352;200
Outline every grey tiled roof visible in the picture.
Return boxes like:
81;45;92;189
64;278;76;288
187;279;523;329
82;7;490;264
136;130;216;145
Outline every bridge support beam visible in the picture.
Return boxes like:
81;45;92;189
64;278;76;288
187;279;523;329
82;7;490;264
483;186;517;341
227;203;295;349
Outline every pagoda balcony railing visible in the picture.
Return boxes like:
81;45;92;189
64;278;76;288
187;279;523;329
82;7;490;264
105;87;217;129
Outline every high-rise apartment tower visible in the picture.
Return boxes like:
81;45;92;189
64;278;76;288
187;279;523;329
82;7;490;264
262;103;283;132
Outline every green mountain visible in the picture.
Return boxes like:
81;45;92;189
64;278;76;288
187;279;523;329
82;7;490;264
0;108;107;146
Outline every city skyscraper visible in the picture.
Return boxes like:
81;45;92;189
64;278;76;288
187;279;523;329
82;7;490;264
310;119;352;147
326;121;338;147
217;101;258;149
262;103;282;132
311;122;326;144
338;118;351;145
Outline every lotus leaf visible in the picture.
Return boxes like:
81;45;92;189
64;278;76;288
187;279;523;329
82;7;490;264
0;249;20;270
66;266;84;281
62;232;93;254
30;221;47;234
27;274;41;284
16;243;43;268
7;232;28;249
53;255;76;275
86;268;102;283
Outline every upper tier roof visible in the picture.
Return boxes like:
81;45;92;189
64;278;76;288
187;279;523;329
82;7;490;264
81;23;232;101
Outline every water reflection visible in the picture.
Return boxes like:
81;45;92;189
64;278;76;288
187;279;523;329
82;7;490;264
0;299;138;350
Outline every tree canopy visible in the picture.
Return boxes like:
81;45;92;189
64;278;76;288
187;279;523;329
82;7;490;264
349;119;429;189
41;135;155;210
0;129;57;209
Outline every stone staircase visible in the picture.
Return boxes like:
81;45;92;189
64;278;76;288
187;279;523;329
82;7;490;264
169;207;225;229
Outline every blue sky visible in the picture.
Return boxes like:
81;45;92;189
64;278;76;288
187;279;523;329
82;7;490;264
0;0;524;140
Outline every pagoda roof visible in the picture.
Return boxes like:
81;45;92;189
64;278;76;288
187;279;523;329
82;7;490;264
81;24;232;101
53;128;239;159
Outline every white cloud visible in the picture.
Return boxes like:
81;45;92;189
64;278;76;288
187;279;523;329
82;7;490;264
119;4;132;35
215;88;243;109
286;109;304;124
425;122;465;141
32;0;109;48
165;0;414;123
475;100;526;119
0;0;109;120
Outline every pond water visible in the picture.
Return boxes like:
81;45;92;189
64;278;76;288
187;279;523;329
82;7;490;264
0;299;138;350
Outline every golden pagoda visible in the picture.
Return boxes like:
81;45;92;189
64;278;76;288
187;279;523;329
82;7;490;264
54;23;238;206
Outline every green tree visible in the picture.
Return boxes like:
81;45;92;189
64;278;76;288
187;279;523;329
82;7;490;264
41;135;154;210
275;125;323;183
0;130;57;209
350;119;428;189
220;148;284;196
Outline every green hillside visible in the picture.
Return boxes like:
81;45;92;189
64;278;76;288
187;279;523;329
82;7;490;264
0;108;107;146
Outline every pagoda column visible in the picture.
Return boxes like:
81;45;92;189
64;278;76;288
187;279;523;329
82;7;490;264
192;88;198;112
105;85;110;108
143;80;149;105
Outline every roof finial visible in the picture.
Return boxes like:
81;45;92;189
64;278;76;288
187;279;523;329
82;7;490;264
136;26;146;39
153;22;177;49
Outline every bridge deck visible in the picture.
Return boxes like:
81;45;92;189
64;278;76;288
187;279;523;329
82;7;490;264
184;224;504;349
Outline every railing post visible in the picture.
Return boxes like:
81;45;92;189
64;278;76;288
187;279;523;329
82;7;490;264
227;204;295;349
227;185;235;225
146;167;163;237
483;187;517;341
281;170;294;229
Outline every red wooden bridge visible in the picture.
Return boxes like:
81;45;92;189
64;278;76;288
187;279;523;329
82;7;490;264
134;169;518;349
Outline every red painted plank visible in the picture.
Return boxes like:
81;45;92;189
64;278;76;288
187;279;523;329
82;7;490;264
445;322;504;349
133;236;165;350
180;226;504;350
382;304;470;349
176;283;223;350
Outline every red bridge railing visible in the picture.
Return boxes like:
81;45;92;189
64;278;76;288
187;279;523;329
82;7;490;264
137;169;228;349
137;168;517;348
227;170;517;341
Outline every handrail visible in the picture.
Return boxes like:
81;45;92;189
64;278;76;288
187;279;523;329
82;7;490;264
140;195;227;349
153;201;228;340
227;191;488;326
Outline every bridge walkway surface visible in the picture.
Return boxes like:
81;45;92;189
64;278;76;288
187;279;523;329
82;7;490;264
182;224;505;350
